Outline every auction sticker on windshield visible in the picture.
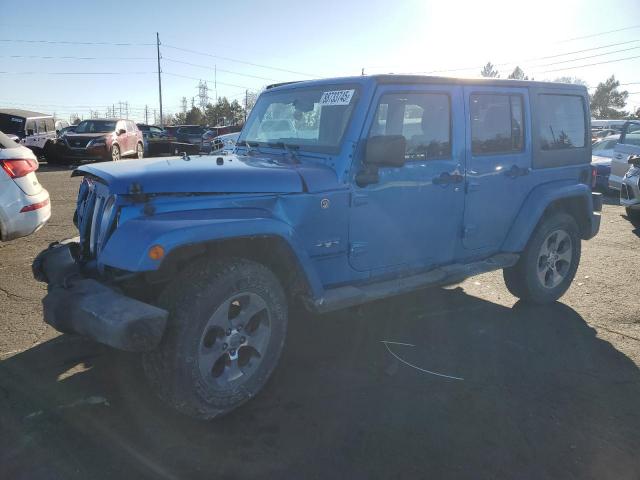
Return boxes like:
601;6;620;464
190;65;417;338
319;89;355;106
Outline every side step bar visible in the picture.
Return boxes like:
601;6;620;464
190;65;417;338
310;253;519;314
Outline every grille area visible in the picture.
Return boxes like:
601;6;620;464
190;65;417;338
65;136;93;149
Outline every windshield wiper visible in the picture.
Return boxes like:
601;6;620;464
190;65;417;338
267;142;300;163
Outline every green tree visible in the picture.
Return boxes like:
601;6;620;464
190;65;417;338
480;62;499;78
185;106;203;125
590;75;629;119
508;66;528;80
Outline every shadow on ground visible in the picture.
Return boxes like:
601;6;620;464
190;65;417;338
1;287;639;479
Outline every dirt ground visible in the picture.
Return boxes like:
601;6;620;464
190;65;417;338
1;166;639;479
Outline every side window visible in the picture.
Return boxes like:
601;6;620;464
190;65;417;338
37;119;48;134
621;123;640;147
538;94;585;150
45;118;55;132
370;92;451;160
470;94;524;155
26;119;36;136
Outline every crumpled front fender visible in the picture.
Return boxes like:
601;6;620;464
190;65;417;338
99;207;323;298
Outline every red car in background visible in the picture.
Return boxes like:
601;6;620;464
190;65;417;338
52;119;143;164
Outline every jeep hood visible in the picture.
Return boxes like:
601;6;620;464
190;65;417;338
74;153;339;195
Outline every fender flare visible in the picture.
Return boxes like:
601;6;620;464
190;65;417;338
99;209;324;299
501;181;594;252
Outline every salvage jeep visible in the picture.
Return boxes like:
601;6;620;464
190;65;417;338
33;75;601;419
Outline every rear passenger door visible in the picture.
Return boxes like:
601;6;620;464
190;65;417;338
462;87;532;251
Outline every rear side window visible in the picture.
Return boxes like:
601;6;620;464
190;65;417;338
371;92;451;160
538;94;585;150
470;94;524;155
26;119;36;136
621;123;640;146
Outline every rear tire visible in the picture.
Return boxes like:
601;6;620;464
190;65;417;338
136;142;144;159
143;257;288;420
625;207;640;221
503;212;581;304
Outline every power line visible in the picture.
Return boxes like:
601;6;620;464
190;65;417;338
535;54;640;74
0;38;153;46
163;58;277;81
559;24;640;43
533;45;640;68
0;55;154;60
163;71;256;90
162;44;318;78
0;71;154;75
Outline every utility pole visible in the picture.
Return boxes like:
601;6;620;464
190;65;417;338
125;101;129;119
361;68;365;76
244;89;248;123
156;32;164;126
145;105;149;124
214;64;218;104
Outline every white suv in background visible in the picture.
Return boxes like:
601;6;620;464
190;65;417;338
0;132;51;241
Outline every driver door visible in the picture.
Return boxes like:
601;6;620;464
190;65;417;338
348;85;466;274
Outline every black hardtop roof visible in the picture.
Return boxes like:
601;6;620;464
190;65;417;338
371;74;587;90
266;74;588;93
0;108;52;119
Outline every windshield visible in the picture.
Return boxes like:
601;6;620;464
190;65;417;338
0;114;25;135
74;120;116;134
239;84;359;153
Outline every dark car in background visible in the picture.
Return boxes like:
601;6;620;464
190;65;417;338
137;123;170;156
52;119;143;164
176;125;206;149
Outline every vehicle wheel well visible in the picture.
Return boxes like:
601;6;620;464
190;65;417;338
149;236;312;302
543;196;590;239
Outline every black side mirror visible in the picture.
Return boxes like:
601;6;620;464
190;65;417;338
628;155;640;166
364;135;406;167
117;128;126;135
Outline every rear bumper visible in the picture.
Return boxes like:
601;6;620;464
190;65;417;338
33;239;168;352
1;188;51;241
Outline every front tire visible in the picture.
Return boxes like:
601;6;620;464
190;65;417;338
503;212;581;304
136;142;144;159
111;144;120;162
143;257;288;420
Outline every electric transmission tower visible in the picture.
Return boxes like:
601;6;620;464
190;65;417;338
198;80;209;109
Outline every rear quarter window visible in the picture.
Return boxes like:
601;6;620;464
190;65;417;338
538;95;585;150
532;90;589;168
620;123;640;146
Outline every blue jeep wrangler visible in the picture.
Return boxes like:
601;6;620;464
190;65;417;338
34;75;601;419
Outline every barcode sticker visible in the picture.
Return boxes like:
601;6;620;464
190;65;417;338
319;89;355;106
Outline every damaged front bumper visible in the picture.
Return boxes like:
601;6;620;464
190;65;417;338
32;238;168;352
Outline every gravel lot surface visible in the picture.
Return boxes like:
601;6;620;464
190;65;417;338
1;166;639;479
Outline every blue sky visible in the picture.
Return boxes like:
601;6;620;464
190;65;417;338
1;0;640;123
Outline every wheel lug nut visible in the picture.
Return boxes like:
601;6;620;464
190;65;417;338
222;343;228;350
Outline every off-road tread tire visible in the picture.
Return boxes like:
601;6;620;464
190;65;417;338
142;257;287;420
503;212;581;304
